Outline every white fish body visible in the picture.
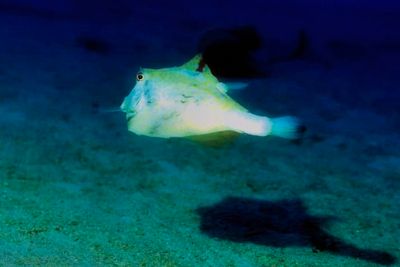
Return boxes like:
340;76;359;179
120;55;299;139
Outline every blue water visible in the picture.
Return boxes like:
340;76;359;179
0;1;399;266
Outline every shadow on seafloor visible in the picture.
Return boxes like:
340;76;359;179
197;197;396;266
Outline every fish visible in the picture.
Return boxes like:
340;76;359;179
120;54;300;140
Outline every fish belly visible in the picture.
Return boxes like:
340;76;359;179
126;103;226;138
127;101;270;138
175;103;233;136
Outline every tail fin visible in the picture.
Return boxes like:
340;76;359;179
270;116;300;139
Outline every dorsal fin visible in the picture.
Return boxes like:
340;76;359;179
181;54;212;75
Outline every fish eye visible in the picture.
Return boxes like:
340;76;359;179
136;72;144;81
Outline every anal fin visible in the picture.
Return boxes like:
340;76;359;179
186;131;240;148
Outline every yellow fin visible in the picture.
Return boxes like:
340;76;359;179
187;131;240;148
180;54;212;75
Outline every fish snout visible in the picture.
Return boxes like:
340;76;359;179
120;96;135;113
120;96;137;121
120;97;129;113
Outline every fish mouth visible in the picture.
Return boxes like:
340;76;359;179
126;112;136;122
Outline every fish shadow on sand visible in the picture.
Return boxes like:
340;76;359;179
197;197;396;266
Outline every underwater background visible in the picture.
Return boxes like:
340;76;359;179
0;0;399;266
